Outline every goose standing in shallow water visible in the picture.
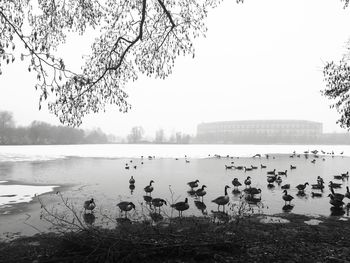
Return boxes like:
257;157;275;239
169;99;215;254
212;185;230;212
84;198;96;214
329;186;345;201
329;181;342;189
171;198;189;217
117;202;136;217
296;182;309;192
282;190;294;205
195;185;207;201
129;176;135;184
144;180;154;195
187;179;199;189
328;194;344;208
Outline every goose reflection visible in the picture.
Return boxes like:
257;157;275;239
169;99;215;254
187;188;196;196
83;213;96;225
282;204;294;212
194;200;207;215
143;195;153;207
129;184;135;194
330;206;345;216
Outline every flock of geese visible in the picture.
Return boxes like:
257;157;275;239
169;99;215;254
83;150;350;221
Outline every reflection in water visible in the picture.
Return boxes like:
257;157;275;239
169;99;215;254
129;184;135;195
194;200;207;215
187;189;196;196
311;192;322;198
83;213;96;225
330;206;345;216
282;204;294;212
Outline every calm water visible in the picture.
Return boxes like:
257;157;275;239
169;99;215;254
0;144;350;236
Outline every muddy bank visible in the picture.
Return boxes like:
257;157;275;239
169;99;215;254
1;213;350;262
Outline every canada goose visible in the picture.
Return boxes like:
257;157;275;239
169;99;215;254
278;170;287;176
267;176;276;184
328;194;344;208
187;179;199;188
261;164;267;169
281;184;290;189
212;185;230;212
311;192;322;198
225;165;234;170
244;187;261;196
296;182;309;191
244;176;252;187
125;166;130;170
195;185;207;200
129;176;135;184
275;176;282;184
341;171;349;178
329;186;345;201
117;202;136;217
282;190;294;205
144;180;154;195
151;198;167;213
267;169;276;175
345;186;350;199
133;165;137;169
317;176;324;185
232;178;242;188
329;181;342;188
171;198;189;217
84;198;96;214
290;165;296;170
311;182;324;190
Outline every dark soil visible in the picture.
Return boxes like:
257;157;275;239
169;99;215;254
1;214;350;263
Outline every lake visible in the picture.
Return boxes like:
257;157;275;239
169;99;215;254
0;144;349;238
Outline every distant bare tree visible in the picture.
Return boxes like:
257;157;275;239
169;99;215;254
155;128;165;143
0;111;15;144
127;126;144;143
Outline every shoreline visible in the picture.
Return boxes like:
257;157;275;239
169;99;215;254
1;212;350;262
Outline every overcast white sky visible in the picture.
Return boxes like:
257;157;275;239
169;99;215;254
1;0;350;138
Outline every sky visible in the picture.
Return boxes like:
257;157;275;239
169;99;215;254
1;0;350;139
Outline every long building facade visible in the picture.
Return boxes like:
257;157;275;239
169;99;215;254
196;120;323;144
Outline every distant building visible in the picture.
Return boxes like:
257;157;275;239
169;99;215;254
196;120;323;144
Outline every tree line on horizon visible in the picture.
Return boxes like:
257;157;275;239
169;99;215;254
0;111;109;145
